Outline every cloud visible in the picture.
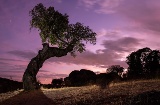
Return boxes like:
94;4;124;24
79;0;124;14
6;36;142;69
95;0;124;14
97;28;121;38
0;62;26;72
0;57;29;81
8;50;36;60
47;36;142;68
78;0;99;9
39;69;49;73
55;0;62;3
0;58;27;62
38;72;68;79
0;61;9;65
79;0;160;34
116;0;160;34
0;64;26;82
102;37;142;52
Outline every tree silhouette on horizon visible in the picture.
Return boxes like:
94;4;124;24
126;47;160;79
126;47;151;78
22;3;97;91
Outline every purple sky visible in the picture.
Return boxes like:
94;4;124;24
1;0;160;84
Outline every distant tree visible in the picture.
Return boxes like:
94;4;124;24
96;72;120;89
51;78;63;88
79;69;97;85
121;70;128;80
22;3;96;91
145;50;160;78
68;70;79;86
42;84;53;89
0;77;23;93
64;77;71;86
107;65;124;74
126;47;152;78
68;69;96;86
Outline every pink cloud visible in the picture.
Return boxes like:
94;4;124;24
79;0;124;14
1;0;160;84
116;0;160;34
7;35;142;70
43;36;142;69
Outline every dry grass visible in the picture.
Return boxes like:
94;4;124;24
42;79;160;105
0;79;160;105
0;89;23;102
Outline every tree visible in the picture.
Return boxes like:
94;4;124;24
96;72;120;89
126;47;151;78
145;50;160;78
107;65;124;74
22;3;96;90
51;78;63;88
67;69;96;86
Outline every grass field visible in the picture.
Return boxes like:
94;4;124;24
0;79;160;105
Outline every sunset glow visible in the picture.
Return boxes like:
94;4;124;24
1;0;160;84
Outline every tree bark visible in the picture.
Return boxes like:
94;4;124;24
23;43;74;91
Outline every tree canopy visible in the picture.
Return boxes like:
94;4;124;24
126;47;151;76
145;50;160;77
126;47;160;78
67;69;96;86
107;65;124;74
23;3;97;91
30;3;96;56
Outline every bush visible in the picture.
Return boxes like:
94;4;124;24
96;72;120;89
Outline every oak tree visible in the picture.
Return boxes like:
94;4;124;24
22;3;96;90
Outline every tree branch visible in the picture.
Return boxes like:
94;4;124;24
54;33;70;45
40;42;75;60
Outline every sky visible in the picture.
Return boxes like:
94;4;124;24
1;0;160;84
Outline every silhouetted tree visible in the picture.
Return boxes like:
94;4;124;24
121;70;128;80
96;72;120;89
0;77;23;93
22;3;96;90
107;65;124;74
67;69;96;86
42;84;53;89
51;78;63;88
126;47;152;78
68;70;79;86
145;50;160;78
64;77;71;86
79;69;97;85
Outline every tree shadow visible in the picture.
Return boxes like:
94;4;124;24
123;90;160;105
0;90;56;105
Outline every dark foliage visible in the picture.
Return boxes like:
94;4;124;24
126;47;160;79
96;72;120;89
145;50;160;78
107;65;124;79
42;84;53;89
107;65;124;73
121;71;128;81
51;78;64;88
126;47;152;79
64;77;71;86
29;3;96;56
23;3;97;91
123;90;160;105
0;77;23;93
66;69;96;86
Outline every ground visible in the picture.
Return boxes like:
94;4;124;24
0;79;160;105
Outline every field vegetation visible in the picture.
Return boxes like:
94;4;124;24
0;79;160;105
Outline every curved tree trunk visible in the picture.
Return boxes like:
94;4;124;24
23;43;74;91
